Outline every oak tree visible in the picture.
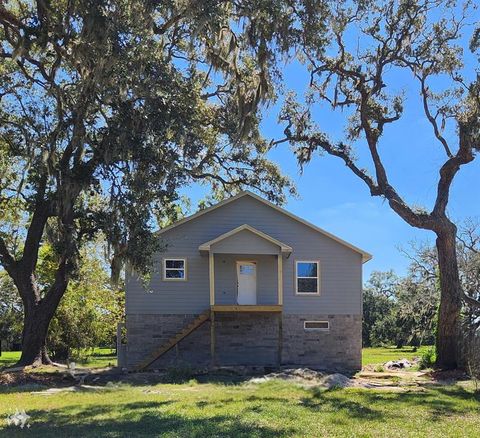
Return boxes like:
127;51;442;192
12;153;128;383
270;0;479;368
0;1;291;366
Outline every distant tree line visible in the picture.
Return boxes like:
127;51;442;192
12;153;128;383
363;269;438;348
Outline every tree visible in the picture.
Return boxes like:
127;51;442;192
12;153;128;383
271;0;480;368
362;271;398;346
0;271;23;350
0;2;292;366
46;241;124;360
363;268;438;348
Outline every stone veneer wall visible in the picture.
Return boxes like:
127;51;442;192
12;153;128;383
126;313;361;371
282;314;362;371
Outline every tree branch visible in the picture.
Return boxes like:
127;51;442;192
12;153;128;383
463;292;480;309
419;76;453;158
0;235;17;275
290;131;434;230
432;122;475;218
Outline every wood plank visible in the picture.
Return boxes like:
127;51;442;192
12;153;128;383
210;305;282;312
277;254;283;305
210;310;216;367
209;252;215;305
277;313;283;367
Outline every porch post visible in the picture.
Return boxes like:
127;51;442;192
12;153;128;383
277;313;283;368
209;251;216;367
209;252;215;306
277;254;283;305
210;309;216;367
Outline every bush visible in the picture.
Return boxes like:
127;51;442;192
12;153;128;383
419;347;436;369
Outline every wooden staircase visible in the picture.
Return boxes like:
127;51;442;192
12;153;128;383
135;309;211;371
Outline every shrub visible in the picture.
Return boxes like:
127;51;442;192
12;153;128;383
419;347;436;369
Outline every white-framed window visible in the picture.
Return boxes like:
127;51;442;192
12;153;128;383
295;260;320;295
163;258;187;281
304;321;329;331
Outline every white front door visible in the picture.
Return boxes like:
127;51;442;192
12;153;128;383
237;262;257;305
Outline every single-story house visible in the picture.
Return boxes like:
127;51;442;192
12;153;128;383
124;191;371;371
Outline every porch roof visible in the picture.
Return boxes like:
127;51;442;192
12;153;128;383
198;224;292;255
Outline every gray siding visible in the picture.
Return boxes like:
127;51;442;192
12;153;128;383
211;229;280;254
126;195;363;315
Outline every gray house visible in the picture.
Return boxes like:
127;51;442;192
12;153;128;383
125;191;371;371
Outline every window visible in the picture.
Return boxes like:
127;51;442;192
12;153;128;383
163;258;186;280
239;264;255;275
304;321;329;331
295;261;320;294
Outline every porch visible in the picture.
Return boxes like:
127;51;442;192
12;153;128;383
199;224;292;366
199;224;292;310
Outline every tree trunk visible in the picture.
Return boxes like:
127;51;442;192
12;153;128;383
435;225;462;369
17;305;54;367
15;279;68;367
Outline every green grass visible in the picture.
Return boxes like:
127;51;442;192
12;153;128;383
362;346;432;366
1;346;478;436
1;379;479;437
0;348;116;369
0;351;21;368
2;346;431;369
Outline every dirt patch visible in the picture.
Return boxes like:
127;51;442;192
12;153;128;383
0;370;76;388
425;369;470;383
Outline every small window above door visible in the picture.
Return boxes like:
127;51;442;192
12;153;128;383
239;264;255;275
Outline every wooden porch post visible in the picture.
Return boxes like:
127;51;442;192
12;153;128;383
278;313;283;368
277;254;283;305
209;252;215;306
277;253;283;368
209;251;216;367
210;309;216;367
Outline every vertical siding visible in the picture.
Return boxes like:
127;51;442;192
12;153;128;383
126;195;364;315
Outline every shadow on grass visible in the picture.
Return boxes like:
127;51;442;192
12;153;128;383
301;387;381;420
2;400;292;438
298;383;480;424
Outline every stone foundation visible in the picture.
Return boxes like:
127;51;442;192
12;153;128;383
282;314;362;371
126;313;361;371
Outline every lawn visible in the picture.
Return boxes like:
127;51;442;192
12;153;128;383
1;346;478;437
1;378;479;437
362;346;432;366
0;348;116;369
1;346;425;369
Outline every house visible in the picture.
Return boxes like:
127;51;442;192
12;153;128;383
124;191;371;371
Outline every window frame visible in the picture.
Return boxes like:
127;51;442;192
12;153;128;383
304;320;329;331
163;257;187;281
295;260;320;295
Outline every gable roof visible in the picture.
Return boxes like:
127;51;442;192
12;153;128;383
199;224;293;254
159;191;372;263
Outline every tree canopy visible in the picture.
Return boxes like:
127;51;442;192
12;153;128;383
0;0;294;365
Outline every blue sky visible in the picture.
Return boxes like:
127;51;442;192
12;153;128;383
187;15;480;280
260;58;480;279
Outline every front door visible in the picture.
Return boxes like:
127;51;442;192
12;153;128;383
236;261;257;305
